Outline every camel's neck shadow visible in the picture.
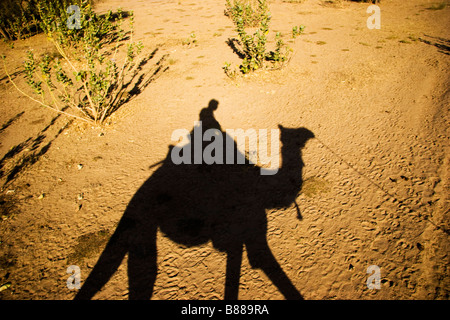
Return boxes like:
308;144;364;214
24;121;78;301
75;100;314;300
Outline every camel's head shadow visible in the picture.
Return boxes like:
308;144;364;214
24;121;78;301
256;124;315;219
278;124;315;149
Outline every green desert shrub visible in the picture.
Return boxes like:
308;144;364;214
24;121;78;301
225;0;268;27
224;0;304;76
0;0;95;41
2;2;157;125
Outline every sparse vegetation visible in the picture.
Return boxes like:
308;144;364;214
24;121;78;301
223;61;238;78
182;32;198;46
224;0;304;77
0;0;94;41
224;0;267;27
426;2;447;10
292;25;305;39
2;3;160;125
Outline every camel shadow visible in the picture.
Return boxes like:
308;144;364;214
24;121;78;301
75;99;315;300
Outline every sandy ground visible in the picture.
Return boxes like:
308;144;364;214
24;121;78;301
0;0;449;300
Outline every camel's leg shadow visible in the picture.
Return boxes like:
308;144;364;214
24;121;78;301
224;244;243;300
75;215;158;300
74;227;129;300
246;239;303;300
127;233;158;300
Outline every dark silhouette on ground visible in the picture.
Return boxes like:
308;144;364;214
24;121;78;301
75;99;314;300
0;111;24;134
419;34;450;56
0;112;71;187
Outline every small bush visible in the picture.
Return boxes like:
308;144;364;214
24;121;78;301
0;0;39;40
224;0;267;27
3;3;160;125
0;0;94;41
224;0;304;76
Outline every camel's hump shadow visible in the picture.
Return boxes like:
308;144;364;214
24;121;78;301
75;99;314;300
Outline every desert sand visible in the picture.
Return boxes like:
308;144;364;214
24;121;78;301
0;0;448;300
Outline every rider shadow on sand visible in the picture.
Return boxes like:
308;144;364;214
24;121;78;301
75;99;315;300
